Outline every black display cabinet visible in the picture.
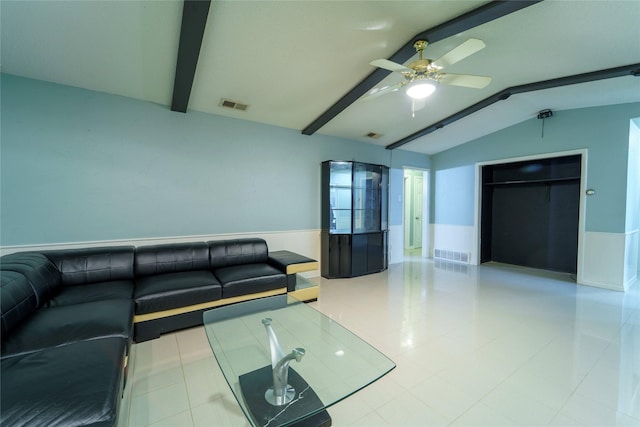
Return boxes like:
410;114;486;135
321;161;389;278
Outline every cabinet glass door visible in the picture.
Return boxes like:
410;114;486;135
329;162;352;234
353;163;381;234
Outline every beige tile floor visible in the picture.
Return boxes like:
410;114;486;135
118;259;640;426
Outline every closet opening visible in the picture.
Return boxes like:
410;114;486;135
480;154;582;274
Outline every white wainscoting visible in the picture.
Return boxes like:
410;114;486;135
432;224;476;264
388;225;404;265
580;231;630;292
0;229;322;277
4;228;635;290
624;229;639;289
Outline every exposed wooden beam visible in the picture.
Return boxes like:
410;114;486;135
301;0;543;135
171;0;211;113
385;63;640;150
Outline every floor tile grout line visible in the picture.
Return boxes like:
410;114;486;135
176;333;199;427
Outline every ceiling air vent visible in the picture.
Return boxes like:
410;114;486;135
365;132;383;139
220;98;249;112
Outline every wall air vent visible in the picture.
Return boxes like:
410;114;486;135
434;249;470;264
365;132;383;139
220;98;249;112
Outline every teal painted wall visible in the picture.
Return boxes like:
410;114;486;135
430;103;640;233
0;74;428;246
433;165;475;227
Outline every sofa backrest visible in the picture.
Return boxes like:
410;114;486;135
135;242;210;277
0;271;38;337
43;246;135;286
0;252;61;306
208;238;268;269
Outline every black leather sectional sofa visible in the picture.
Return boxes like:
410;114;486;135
0;238;314;427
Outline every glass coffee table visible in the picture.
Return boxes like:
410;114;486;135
204;295;395;427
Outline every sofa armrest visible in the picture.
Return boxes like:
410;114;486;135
268;251;318;274
268;251;318;292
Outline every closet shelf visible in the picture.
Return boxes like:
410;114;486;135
484;177;580;186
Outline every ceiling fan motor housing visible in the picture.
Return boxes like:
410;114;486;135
408;59;432;73
408;40;441;80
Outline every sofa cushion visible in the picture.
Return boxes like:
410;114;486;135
134;270;222;315
135;242;210;277
47;279;134;307
1;299;134;358
214;263;286;298
208;238;269;269
1;337;126;427
0;272;37;337
43;246;135;286
0;252;60;307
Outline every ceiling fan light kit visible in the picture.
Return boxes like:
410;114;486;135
405;79;436;99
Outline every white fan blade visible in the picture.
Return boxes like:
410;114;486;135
431;38;486;70
439;73;491;89
361;82;403;100
370;59;412;73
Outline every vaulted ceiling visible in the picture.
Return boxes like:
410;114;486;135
2;1;639;155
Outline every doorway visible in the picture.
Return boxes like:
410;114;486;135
404;168;429;258
479;154;582;274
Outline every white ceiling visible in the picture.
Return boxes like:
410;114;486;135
2;1;639;155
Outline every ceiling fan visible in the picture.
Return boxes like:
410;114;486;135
365;38;492;100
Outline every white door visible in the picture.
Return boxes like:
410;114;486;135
404;176;411;249
413;175;423;248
